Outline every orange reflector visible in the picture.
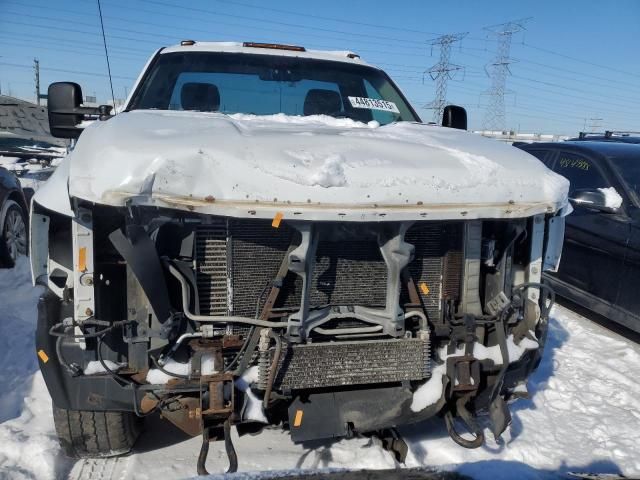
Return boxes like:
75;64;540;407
37;349;49;363
78;247;87;272
293;409;303;427
419;282;430;295
272;212;284;228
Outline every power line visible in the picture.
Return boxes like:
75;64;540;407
0;36;147;61
105;0;431;46
3;17;433;60
1;4;428;53
521;41;640;79
457;47;640;92
213;0;442;36
511;74;640;107
0;61;136;80
424;32;468;123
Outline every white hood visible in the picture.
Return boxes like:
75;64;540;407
65;110;569;221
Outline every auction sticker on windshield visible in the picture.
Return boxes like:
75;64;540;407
348;97;400;114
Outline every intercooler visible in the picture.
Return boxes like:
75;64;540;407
194;218;463;324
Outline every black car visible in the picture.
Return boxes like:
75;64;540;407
0;166;29;267
516;141;640;333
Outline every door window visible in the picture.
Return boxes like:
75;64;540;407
555;152;609;194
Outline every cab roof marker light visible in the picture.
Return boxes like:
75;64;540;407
181;40;196;46
242;42;306;52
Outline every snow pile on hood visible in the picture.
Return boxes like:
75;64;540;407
61;110;569;221
598;187;624;209
228;112;380;130
278;150;349;188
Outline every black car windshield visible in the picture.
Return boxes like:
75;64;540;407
128;52;419;125
609;154;640;203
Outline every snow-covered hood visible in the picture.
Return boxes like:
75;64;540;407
65;110;569;221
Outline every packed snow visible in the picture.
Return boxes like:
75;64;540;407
63;110;569;221
1;262;639;479
146;353;218;384
235;366;269;424
597;187;624;209
83;360;123;375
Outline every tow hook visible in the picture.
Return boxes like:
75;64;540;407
195;367;238;475
444;314;485;449
444;392;485;449
197;419;238;475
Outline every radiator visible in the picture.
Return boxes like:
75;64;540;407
194;219;464;322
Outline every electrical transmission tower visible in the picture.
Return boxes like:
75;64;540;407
424;32;467;123
482;18;531;131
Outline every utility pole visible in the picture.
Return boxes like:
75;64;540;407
424;32;467;124
34;58;40;105
482;18;531;132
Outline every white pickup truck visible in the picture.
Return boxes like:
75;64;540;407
31;41;569;474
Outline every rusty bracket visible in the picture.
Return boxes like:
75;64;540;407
200;373;235;418
447;355;481;393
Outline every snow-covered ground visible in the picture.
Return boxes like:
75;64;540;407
0;260;639;480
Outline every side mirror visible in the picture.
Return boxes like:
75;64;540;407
442;105;467;130
569;188;620;214
47;82;112;138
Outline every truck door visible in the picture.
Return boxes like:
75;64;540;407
615;220;640;331
552;150;630;308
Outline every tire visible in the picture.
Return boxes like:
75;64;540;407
0;200;28;268
52;405;143;458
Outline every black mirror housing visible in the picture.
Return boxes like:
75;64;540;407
48;82;85;138
570;189;619;214
47;82;112;139
442;105;467;130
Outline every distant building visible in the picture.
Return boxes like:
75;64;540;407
474;130;569;143
0;95;67;146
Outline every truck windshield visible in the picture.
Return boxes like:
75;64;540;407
128;52;419;125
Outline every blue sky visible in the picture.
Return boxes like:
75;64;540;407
1;0;639;134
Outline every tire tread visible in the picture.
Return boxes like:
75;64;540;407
53;404;142;458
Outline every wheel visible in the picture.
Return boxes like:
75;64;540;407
1;200;28;267
52;405;143;458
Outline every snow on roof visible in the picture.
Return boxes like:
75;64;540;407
160;41;370;66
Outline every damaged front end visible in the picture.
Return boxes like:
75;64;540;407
31;198;563;473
